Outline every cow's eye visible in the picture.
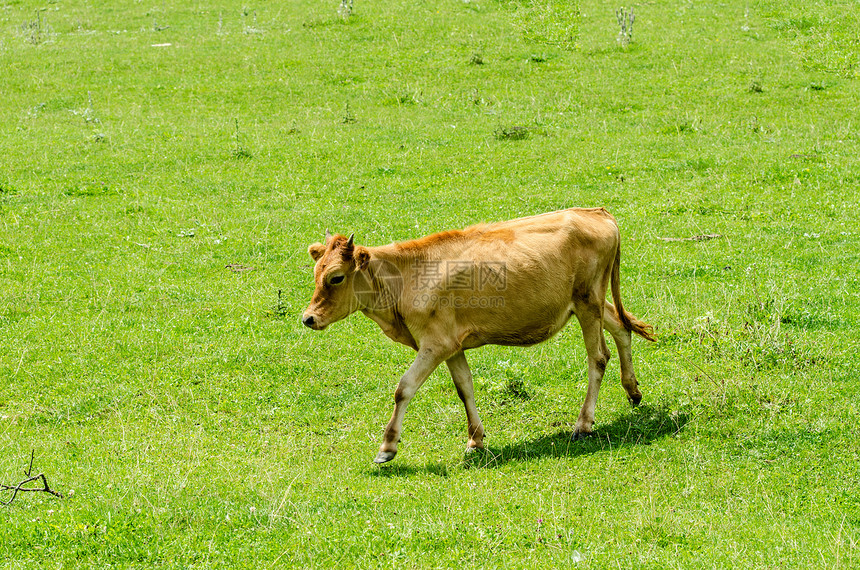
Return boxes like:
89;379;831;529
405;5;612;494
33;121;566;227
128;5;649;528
330;275;345;285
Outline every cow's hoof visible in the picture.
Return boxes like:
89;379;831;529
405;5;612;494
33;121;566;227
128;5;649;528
464;446;484;455
373;451;397;464
572;431;592;441
629;394;642;407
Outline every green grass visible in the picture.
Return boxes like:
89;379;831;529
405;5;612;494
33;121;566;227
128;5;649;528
1;0;859;567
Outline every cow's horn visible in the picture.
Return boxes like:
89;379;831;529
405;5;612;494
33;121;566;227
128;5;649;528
325;229;332;244
346;233;354;248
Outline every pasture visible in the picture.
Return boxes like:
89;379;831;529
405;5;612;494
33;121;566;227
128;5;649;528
1;0;859;566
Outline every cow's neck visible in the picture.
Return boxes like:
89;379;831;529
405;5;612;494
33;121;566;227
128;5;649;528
357;245;418;350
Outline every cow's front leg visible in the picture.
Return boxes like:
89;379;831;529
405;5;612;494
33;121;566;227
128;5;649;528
374;346;449;464
446;351;485;451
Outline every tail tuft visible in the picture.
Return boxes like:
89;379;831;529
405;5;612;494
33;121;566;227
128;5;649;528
617;308;656;342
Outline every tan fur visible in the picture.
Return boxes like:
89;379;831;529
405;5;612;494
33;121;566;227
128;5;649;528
302;208;654;462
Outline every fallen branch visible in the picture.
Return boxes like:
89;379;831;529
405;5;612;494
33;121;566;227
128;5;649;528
226;263;255;273
1;450;63;506
657;234;723;242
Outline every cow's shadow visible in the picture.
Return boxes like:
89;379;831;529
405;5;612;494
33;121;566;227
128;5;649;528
467;404;689;469
369;403;688;477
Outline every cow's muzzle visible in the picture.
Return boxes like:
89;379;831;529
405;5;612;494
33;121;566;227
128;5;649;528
301;313;324;330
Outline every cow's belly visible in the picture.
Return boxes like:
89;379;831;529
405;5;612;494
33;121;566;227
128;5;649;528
460;301;575;348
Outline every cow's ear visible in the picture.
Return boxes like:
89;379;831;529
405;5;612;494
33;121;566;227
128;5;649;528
308;242;326;261
355;246;370;271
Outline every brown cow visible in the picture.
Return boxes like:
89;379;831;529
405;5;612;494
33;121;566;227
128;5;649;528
302;208;654;463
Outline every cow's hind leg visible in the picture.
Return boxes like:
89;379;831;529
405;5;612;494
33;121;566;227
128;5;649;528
446;351;485;451
573;302;611;439
375;346;449;464
604;301;642;406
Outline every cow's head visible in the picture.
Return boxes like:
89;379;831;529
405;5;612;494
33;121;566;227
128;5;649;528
301;231;371;330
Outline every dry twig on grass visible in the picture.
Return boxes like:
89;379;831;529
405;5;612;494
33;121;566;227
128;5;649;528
1;450;64;506
657;234;723;242
225;263;255;273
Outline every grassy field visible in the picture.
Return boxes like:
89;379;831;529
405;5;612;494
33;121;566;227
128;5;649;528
1;0;859;567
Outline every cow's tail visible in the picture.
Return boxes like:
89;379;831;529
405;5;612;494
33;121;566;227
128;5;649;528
610;240;656;342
